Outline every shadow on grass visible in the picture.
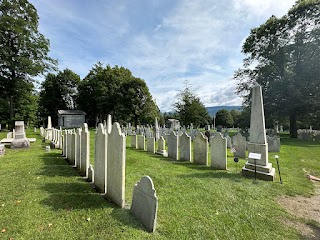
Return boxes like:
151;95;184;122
111;207;146;232
38;151;78;177
38;147;144;231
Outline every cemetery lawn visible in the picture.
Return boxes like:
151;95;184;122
1;130;320;239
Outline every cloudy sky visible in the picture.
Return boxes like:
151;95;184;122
29;0;296;112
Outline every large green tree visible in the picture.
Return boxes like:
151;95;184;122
174;84;211;127
39;69;80;126
78;63;160;126
215;109;234;128
0;0;56;128
234;0;320;138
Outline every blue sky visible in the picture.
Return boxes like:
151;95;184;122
29;0;296;112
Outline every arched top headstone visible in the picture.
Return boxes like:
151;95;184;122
82;123;88;132
96;123;106;135
107;114;112;134
131;176;158;232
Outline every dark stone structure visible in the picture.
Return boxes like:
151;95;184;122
58;110;86;128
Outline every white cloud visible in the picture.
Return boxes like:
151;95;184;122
29;0;296;112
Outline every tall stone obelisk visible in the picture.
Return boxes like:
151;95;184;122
242;85;275;181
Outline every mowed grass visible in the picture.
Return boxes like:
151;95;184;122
0;129;319;239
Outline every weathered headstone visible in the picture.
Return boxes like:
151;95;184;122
154;117;160;140
242;85;275;181
167;131;179;160
131;135;138;149
210;133;227;170
94;123;107;193
232;133;246;158
193;132;208;165
180;132;191;162
131;176;158;232
80;123;90;177
106;122;126;208
75;128;82;170
46;116;53;140
155;136;168;157
267;135;280;152
137;135;146;151
146;137;155;154
11;121;30;149
70;132;77;166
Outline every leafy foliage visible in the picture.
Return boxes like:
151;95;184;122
0;0;56;128
77;63;159;126
174;84;211;127
38;69;80;126
215;109;234;128
234;0;320;137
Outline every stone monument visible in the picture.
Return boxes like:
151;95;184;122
131;176;158;232
242;85;275;181
11;121;30;149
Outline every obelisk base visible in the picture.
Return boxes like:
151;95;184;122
242;161;275;181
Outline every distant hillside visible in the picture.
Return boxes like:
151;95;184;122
206;106;242;116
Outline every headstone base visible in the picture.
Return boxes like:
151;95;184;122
11;139;30;149
242;161;275;181
155;149;168;157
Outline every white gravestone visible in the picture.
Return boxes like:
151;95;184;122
210;133;227;170
131;176;158;232
106;122;126;208
193;132;208;165
137;135;146;151
167;131;179;160
11;121;30;149
146;137;155;154
94;123;107;193
155;136;168;157
180;132;191;162
154;117;160;140
75;128;82;170
80;123;90;177
232;133;246;158
131;135;138;149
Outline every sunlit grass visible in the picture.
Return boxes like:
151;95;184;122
0;129;319;239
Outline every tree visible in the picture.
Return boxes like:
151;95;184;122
234;0;320;138
78;63;160;126
0;0;56;128
215;109;234;128
174;84;211;127
39;69;80;126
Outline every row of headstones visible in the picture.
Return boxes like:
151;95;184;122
61;122;158;232
132;130;280;162
132;131;229;169
297;129;320;142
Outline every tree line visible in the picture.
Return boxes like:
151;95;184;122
1;0;320;137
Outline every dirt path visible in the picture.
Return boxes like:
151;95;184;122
278;180;320;239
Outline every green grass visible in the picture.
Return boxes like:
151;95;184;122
0;129;319;239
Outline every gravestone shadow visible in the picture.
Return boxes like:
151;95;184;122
110;207;146;232
38;151;78;177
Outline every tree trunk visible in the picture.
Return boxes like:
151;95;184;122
289;111;297;138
